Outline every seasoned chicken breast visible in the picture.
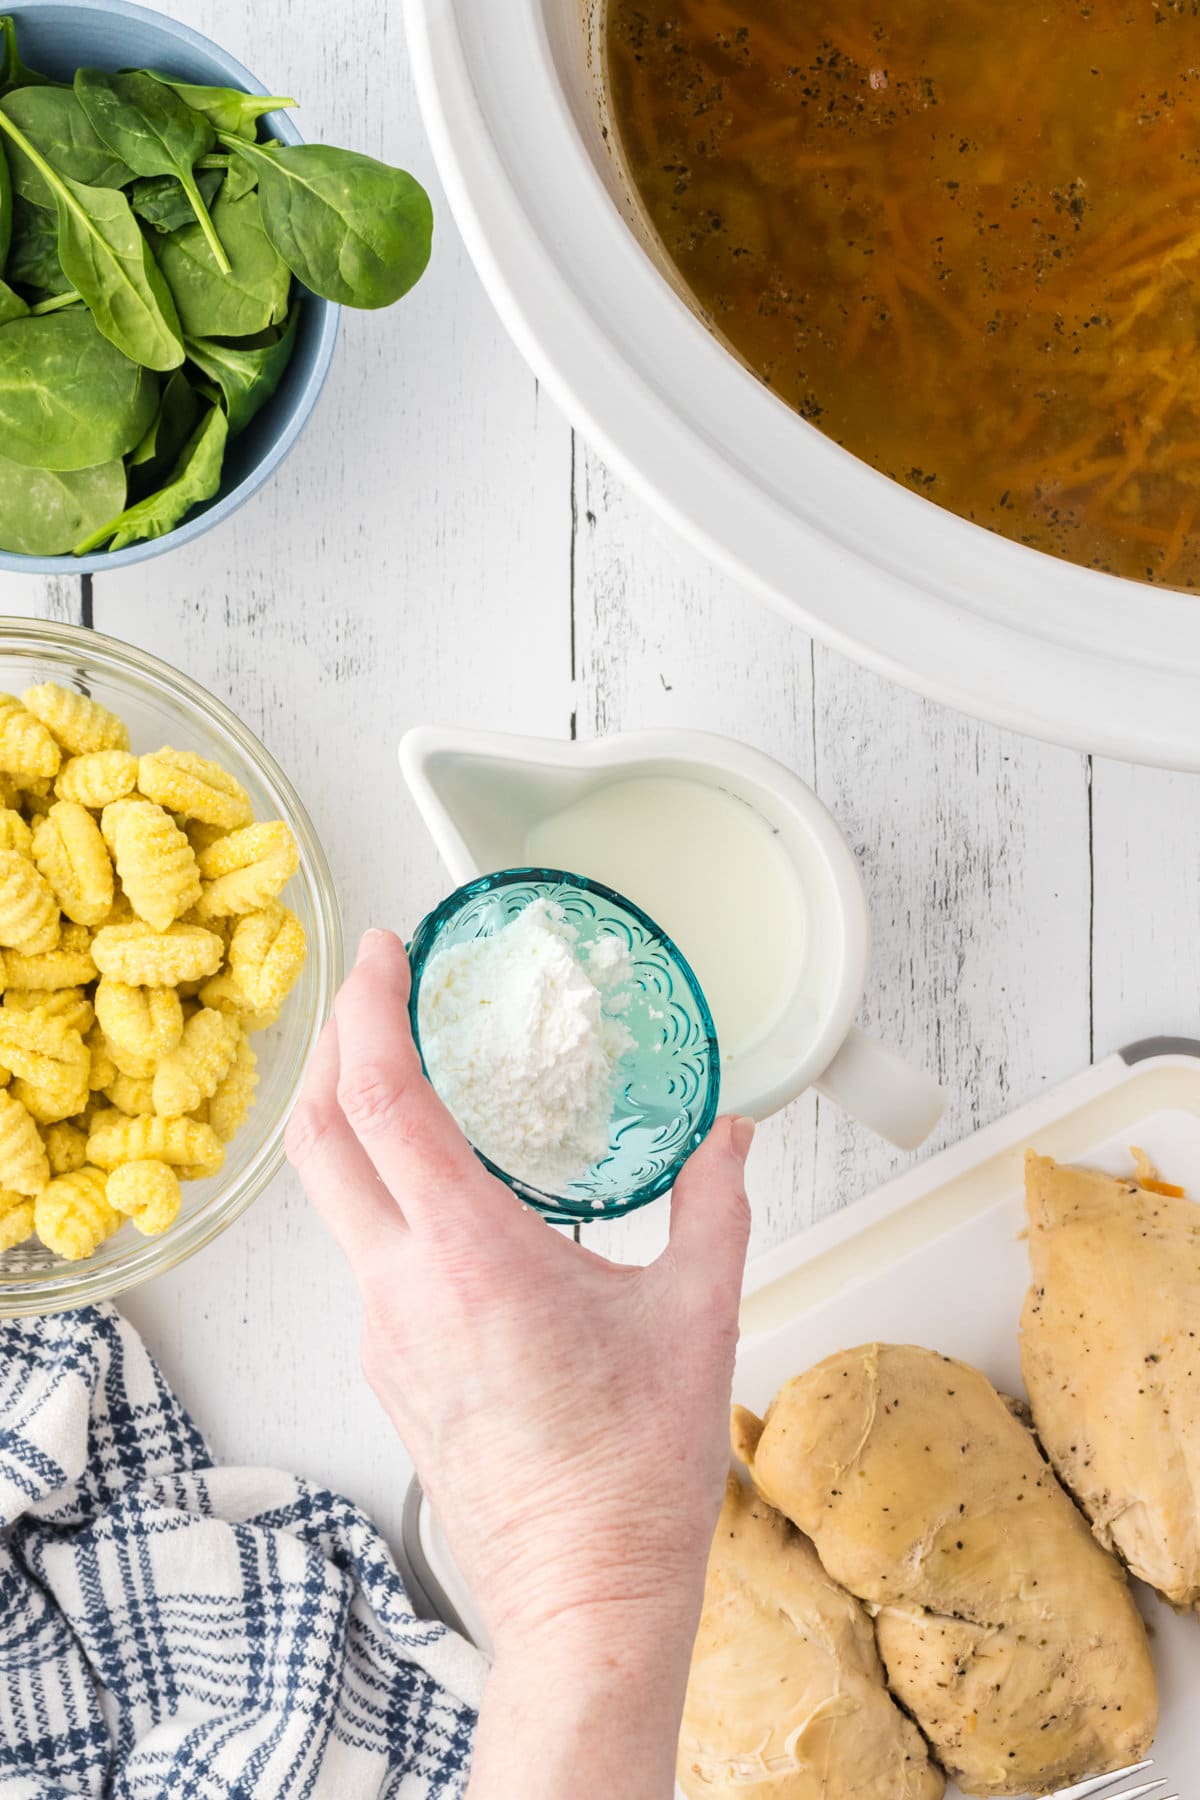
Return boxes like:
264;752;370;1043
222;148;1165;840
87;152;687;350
1022;1149;1200;1611
680;1474;944;1799
734;1344;1157;1797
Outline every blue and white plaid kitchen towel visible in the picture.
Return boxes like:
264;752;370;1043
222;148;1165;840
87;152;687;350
0;1306;485;1799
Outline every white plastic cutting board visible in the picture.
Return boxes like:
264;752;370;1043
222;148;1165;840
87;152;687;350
406;1045;1200;1797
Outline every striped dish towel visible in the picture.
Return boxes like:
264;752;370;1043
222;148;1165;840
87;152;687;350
0;1306;485;1798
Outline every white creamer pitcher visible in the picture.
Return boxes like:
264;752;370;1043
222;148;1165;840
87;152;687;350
400;726;945;1149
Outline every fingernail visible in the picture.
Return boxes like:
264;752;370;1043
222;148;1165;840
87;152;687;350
730;1116;756;1162
356;928;391;965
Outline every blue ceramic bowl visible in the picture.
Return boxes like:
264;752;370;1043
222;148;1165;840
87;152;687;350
0;0;340;575
408;868;721;1224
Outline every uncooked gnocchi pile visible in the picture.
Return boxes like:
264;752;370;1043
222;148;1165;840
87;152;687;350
0;681;307;1264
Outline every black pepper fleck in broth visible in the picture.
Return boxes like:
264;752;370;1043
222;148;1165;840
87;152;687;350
606;0;1200;587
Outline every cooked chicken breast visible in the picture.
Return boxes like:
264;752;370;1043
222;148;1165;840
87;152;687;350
680;1474;944;1800
1022;1149;1200;1611
733;1344;1157;1797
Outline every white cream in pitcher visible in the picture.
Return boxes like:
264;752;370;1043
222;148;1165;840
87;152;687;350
524;775;806;1065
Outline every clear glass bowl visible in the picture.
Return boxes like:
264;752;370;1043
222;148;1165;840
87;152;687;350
407;868;720;1224
0;619;342;1316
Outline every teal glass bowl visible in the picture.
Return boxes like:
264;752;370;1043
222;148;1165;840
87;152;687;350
408;869;721;1224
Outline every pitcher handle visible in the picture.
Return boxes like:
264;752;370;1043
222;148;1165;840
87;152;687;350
813;1025;945;1149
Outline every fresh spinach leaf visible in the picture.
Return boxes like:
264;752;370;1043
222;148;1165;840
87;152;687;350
140;73;296;139
0;276;26;322
155;190;290;338
0;135;10;263
191;153;257;202
185;302;298;433
0;111;183;369
221;136;432;308
55;177;182;367
0;451;124;552
5;194;65;290
130;166;221;234
0;17;53;95
73;400;226;553
128;410;159;464
28;288;81;314
73;68;230;273
126;365;200;497
190;153;254;201
221;157;257;204
0;87;129;206
0;309;157;469
196;147;271;179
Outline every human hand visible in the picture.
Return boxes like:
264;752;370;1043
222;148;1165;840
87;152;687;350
286;928;754;1796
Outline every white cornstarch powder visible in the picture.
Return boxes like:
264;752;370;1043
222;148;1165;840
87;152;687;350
417;900;634;1191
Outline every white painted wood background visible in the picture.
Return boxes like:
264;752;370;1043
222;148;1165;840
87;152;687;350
1;0;1196;1563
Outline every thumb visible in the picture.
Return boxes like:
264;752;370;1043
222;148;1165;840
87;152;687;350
663;1115;754;1295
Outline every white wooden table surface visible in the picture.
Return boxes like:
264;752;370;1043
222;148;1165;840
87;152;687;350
2;0;1197;1561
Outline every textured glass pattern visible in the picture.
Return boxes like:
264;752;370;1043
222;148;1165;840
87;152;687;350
408;868;720;1223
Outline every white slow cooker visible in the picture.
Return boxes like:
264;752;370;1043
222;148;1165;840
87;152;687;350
404;0;1200;768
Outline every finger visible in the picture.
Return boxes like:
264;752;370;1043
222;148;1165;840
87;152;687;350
663;1115;754;1299
333;928;504;1230
286;1016;411;1270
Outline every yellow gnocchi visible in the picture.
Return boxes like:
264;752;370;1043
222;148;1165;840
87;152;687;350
184;909;231;956
55;749;139;809
102;799;201;931
0;1089;49;1194
0;1009;89;1104
95;976;183;1062
0;848;60;954
4;923;96;991
228;903;307;1014
87;1111;224;1179
208;1033;258;1144
0;808;32;856
12;1074;88;1127
104;1070;156;1117
193;821;300;920
0;685;308;1266
91;920;224;987
105;1039;158;1082
106;1159;181;1236
0;1187;34;1249
85;1022;118;1092
23;683;129;757
43;1119;88;1176
137;748;253;831
32;801;114;927
184;818;231;855
103;889;137;927
0;694;61;781
197;970;279;1034
4;987;94;1037
76;1093;108;1132
152;1008;239;1118
34;1165;119;1259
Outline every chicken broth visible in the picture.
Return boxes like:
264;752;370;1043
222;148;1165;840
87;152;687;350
606;0;1200;586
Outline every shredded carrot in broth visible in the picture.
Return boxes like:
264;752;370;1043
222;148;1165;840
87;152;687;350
606;0;1200;586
